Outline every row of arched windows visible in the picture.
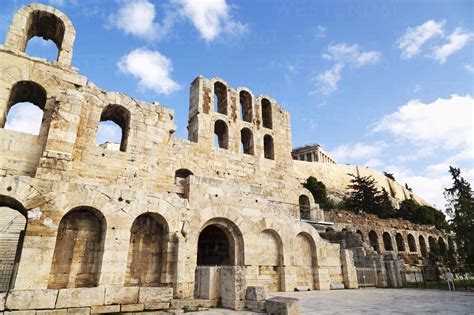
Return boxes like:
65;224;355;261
357;229;451;258
213;119;274;159
214;82;273;129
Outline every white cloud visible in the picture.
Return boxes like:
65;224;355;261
322;43;381;68
109;0;175;41
374;95;473;151
176;0;247;41
314;25;327;39
364;158;384;168
4;102;43;135
314;63;343;95
465;64;474;73
397;20;445;59
431;28;473;63
329;141;387;162
96;121;122;145
118;48;180;95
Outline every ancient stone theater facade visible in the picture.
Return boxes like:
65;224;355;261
0;3;452;313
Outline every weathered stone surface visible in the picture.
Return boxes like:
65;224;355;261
104;287;138;305
36;310;67;315
66;308;90;315
120;304;144;312
56;288;105;308
3;312;37;315
265;297;300;315
143;302;170;310
245;286;266;301
89;305;119;314
6;290;58;310
0;292;5;311
138;288;173;304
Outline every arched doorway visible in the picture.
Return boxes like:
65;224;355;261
0;196;27;292
438;237;447;256
407;234;417;252
396;233;405;251
356;230;364;241
383;232;393;251
48;207;106;289
257;230;283;292
369;230;379;253
419;235;428;257
294;232;316;290
125;213;169;287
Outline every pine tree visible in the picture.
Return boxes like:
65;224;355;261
344;174;380;214
444;167;474;265
377;187;396;219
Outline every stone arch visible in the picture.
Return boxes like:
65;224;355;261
298;195;310;220
240;127;254;155
448;237;455;252
258;229;284;292
407;234;416;252
356;230;364;241
428;236;436;250
263;134;274;160
239;90;252;122
197;217;244;266
0;196;27;292
97;104;131;152
395;233;405;251
1;81;47;134
294;232;316;290
5;3;75;65
175;168;193;184
383;232;393;251
438;237;447;256
369;230;379;253
214;119;229;149
261;98;272;129
419;235;428;257
214;81;228;115
124;212;169;287
48;206;106;289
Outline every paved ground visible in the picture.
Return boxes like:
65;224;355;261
187;288;474;315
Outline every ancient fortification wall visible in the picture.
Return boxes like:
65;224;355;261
0;3;447;314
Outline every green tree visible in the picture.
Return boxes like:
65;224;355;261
444;166;474;265
303;176;334;209
384;172;395;181
343;174;380;214
377;187;396;219
397;199;448;230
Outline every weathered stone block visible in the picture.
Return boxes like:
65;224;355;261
246;300;266;312
3;312;37;315
330;283;345;290
138;287;173;304
6;289;58;310
265;297;300;315
245;286;266;301
143;302;170;310
0;293;5;311
104;287;138;305
37;310;67;315
89;305;119;314
56;288;105;308
120;304;144;312
66;308;90;315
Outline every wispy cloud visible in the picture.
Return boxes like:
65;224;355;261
314;25;327;39
397;20;445;59
314;63;343;95
118;48;180;95
431;27;473;63
465;64;474;73
329;141;387;163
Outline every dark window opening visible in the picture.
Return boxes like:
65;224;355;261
197;225;231;266
299;195;310;220
24;11;65;61
97;105;130;152
240;128;254;155
261;98;272;129
239;91;252;122
356;230;364;241
419;235;428;257
3;81;47;135
369;231;379;253
214;82;227;115
396;233;406;251
214;120;228;149
383;232;393;251
407;234;417;252
263;135;274;160
438;237;447;255
175;168;193;185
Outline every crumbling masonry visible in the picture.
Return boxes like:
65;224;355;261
0;3;453;313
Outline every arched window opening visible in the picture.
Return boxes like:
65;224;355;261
3;81;47;135
96;105;130;152
396;233;405;251
428;236;436;250
23;11;65;61
263;135;274;160
261;98;272;129
369;231;379;253
438;237;447;256
406;234;416;252
214;82;227;115
356;230;364;241
197;225;231;266
125;213;168;287
0;196;27;292
175;168;193;184
240;91;252;122
213;120;228;149
448;237;455;252
25;36;59;61
299;195;310;220
48;207;105;289
240;128;254;155
383;232;393;251
419;235;428;257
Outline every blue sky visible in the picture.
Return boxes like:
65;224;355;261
1;0;473;209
